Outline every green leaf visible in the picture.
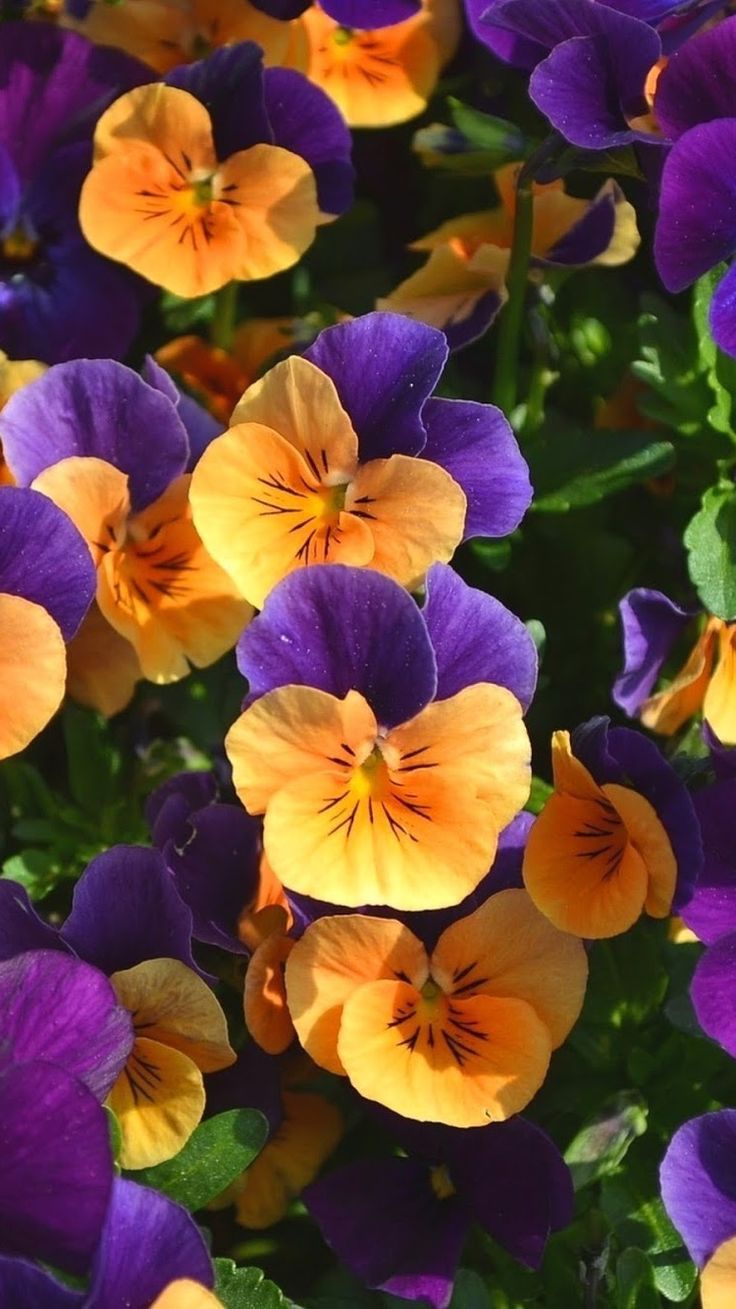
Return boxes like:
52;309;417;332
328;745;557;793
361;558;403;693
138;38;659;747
529;427;675;512
1;849;57;898
615;1249;660;1309
634;294;714;435
565;1093;648;1191
685;483;736;620
446;98;526;162
578;923;669;1031
131;1109;268;1212
63;703;122;815
603;1176;697;1302
214;1261;287;1309
527;777;552;816
104;1106;123;1166
692;265;736;437
448;1271;492;1308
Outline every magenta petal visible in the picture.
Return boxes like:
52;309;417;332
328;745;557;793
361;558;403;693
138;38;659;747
661;1110;736;1267
85;1179;214;1309
420;398;532;540
0;1062;112;1274
0;486;95;639
0;950;133;1100
237;564;438;728
691;934;736;1055
613;588;693;718
304;313;447;459
423;563;537;709
655;16;736;139
0;1256;81;1308
654;120;736;293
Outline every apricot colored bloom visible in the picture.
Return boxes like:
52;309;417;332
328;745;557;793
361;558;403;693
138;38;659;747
285;0;461;128
285;889;586;1125
380;164;639;348
0;358;251;700
523;717;702;939
615;588;736;744
190;312;531;607
227;563;536;910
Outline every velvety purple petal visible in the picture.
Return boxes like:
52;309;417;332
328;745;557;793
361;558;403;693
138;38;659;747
321;0;420;22
206;1044;283;1133
709;259;736;359
468;0;551;68
0;880;64;961
305;1157;469;1309
542;185;617;265
146;771;219;846
0;23;148;183
530;25;662;149
661;1110;736;1267
0;1257;81;1309
420;398;532;540
0;145;20;230
0;1062;113;1275
61;845;199;975
237;564;437;728
443;289;504;352
141;354;221;466
85;1179;214;1309
422;563;537;709
655;16;736;139
159;805;261;954
613;588;693;717
691;934;736;1055
0;950;133;1100
655;120;736;293
166;43;272;160
0;486;95;639
704;724;736;779
0;360;188;510
682;780;736;944
304;313;447;459
263;69;354;216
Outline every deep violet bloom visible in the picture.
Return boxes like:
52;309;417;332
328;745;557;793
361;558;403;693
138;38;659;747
0;950;133;1274
0;24;149;362
305;1110;574;1308
251;0;420;23
661;1111;736;1274
0;1176;215;1308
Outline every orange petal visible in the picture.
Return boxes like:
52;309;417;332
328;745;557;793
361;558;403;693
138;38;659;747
97;475;251;684
604;782;677;919
110;957;235;1073
640;622;718;736
0;594;66;760
285;914;428;1074
410;210;509;255
151;1282;224;1309
378;244;508;334
344;453;466;587
107;1035;205;1170
431;888;588;1047
66;602;142;718
703;623;736;745
218;145;319;282
0;351;46;412
244;931;296;1055
92;83;217;168
155;335;250;425
31;456;130;568
338;979;551;1125
230;356;358;474
226;686;378;816
701;1236;736;1309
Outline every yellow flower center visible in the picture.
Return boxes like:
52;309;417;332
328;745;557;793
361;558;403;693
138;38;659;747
429;1164;456;1201
305;480;350;525
349;744;391;801
2;228;38;264
333;25;356;45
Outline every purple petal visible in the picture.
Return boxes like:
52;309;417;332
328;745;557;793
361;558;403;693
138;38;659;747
263;68;354;217
0;950;133;1099
0;486;95;639
61;845;199;975
423;563;537;709
682;780;736;944
655;16;736;140
146;771;219;846
321;0;420;22
613;588;694;717
442;289;504;352
704;724;736;780
691;934;736;1055
166;43;272;162
0;1062;113;1275
420;398;532;541
0;1256;81;1309
655;120;736;293
468;0;553;68
709;259;736;359
237;565;438;729
159;805;261;954
141;355;222;464
0;360;189;512
304;313;447;459
305;1157;468;1309
0;880;64;962
85;1178;214;1309
542;185;617;265
206;1044;283;1133
661;1110;736;1267
0;145;20;230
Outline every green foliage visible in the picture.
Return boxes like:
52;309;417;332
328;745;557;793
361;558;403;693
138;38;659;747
215;1261;289;1309
529;424;675;512
565;1094;648;1191
131;1110;268;1212
685;482;736;620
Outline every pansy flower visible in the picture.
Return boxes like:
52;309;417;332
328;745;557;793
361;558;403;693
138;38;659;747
380;164;639;349
284;0;461;129
0;846;236;1168
613;588;736;744
662;1111;736;1309
79;42;354;298
0;486;95;758
0;24;148;362
190;312;532;607
305;1110;574;1307
522;716;701;938
226;562;537;910
0;357;251;709
285;887;586;1125
0;1176;219;1307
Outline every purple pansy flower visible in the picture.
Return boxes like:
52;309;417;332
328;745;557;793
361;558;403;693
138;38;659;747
661;1110;736;1272
305;1110;573;1309
0;24;150;362
252;0;420;23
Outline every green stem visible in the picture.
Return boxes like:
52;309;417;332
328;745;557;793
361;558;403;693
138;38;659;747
210;280;238;351
492;176;534;416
